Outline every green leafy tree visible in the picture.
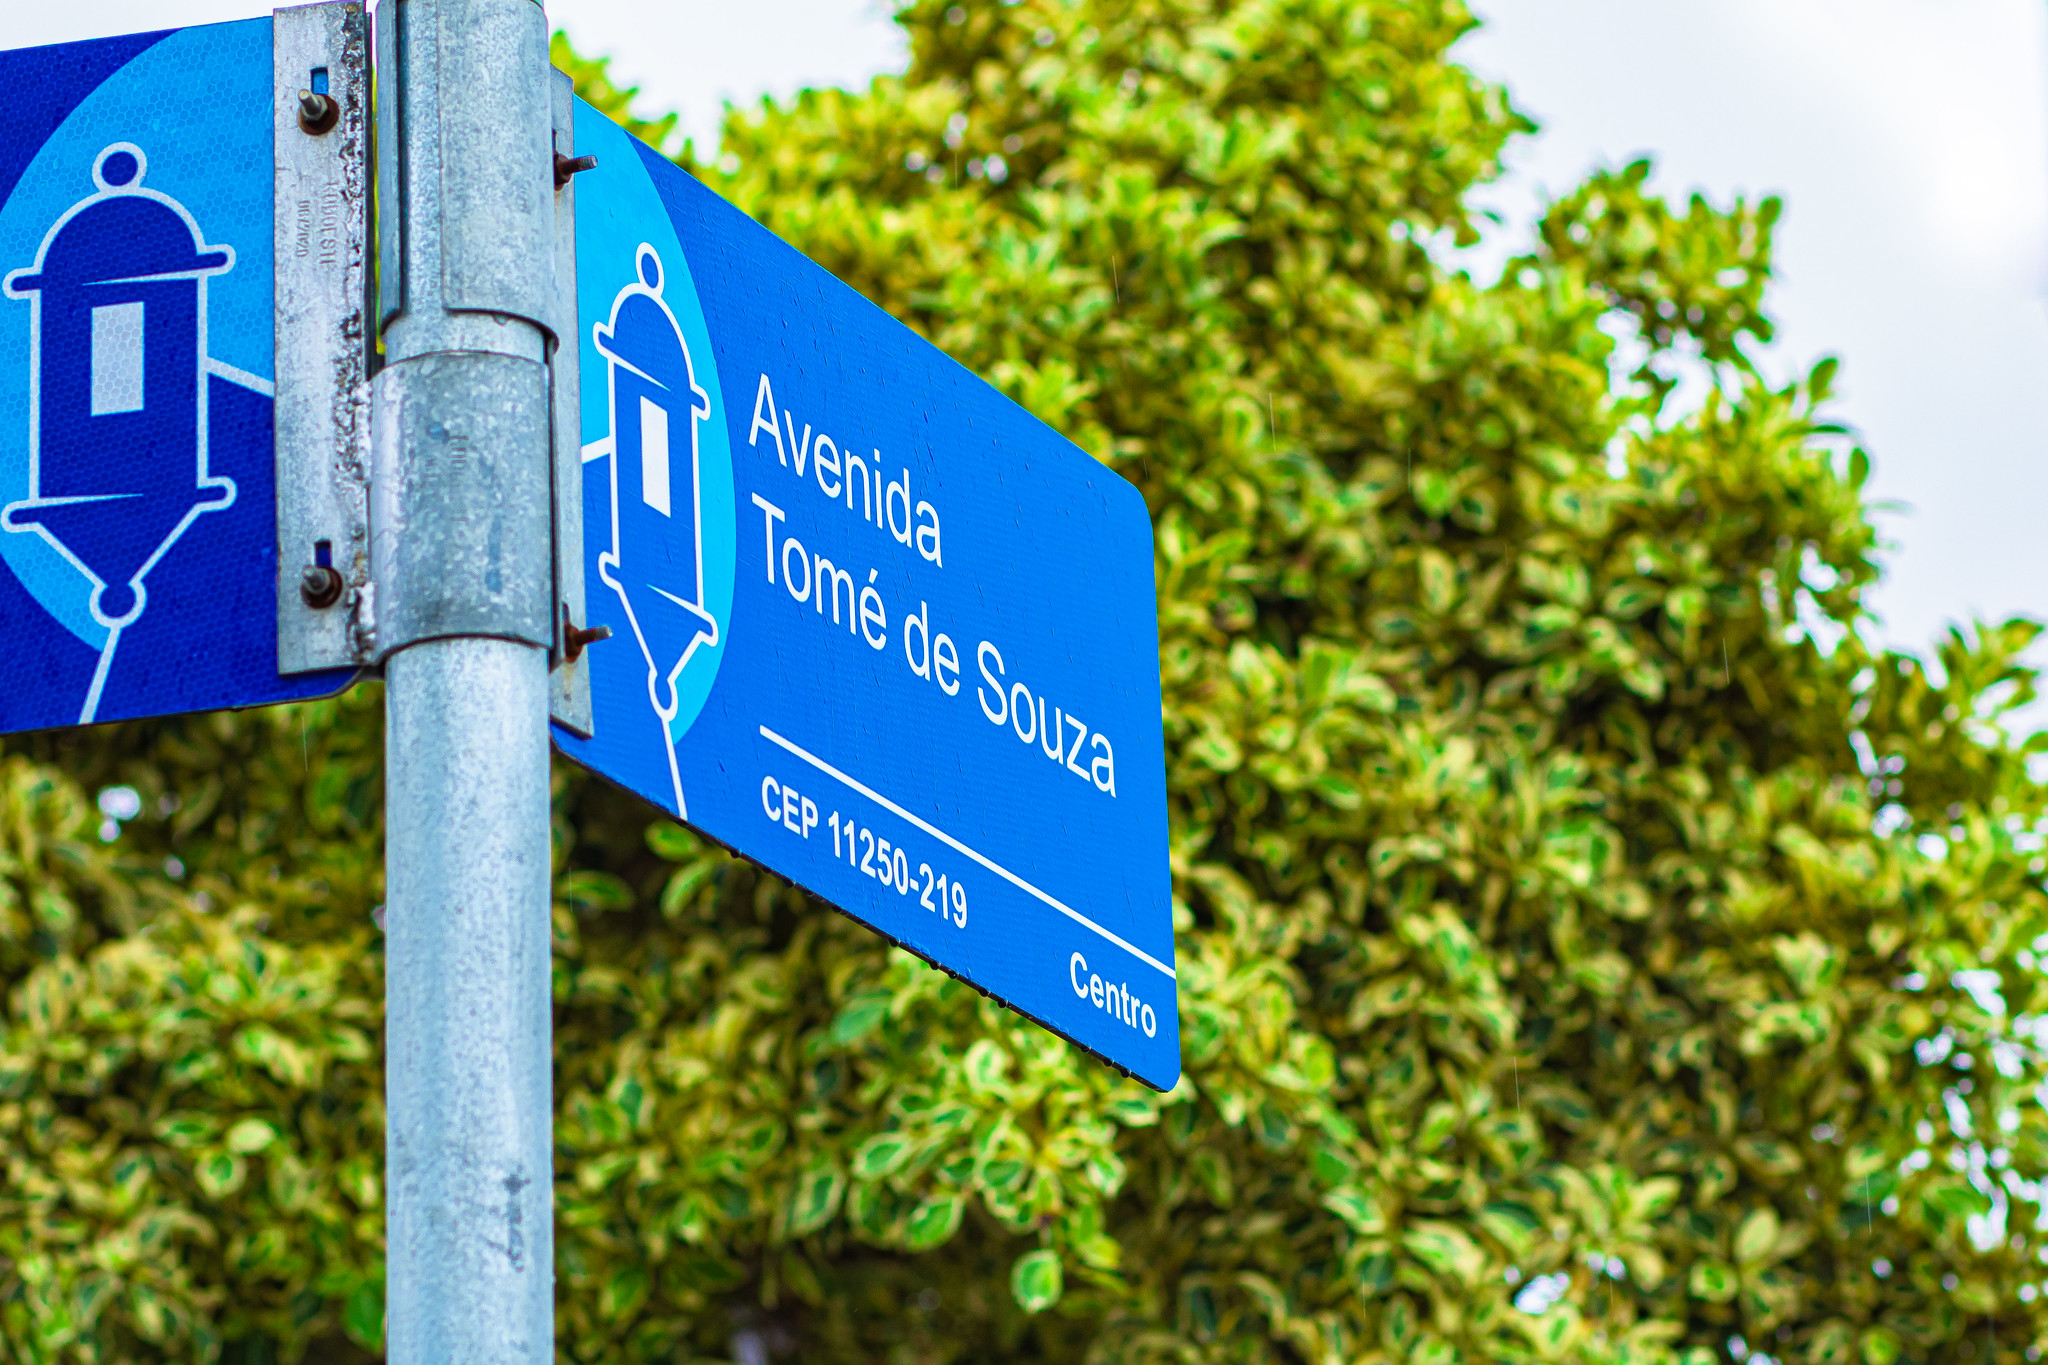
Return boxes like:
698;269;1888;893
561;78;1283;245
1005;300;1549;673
7;1;2048;1361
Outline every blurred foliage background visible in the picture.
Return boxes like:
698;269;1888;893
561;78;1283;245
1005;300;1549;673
7;0;2048;1361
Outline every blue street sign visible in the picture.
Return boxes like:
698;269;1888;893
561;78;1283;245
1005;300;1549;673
0;21;351;734
558;104;1178;1089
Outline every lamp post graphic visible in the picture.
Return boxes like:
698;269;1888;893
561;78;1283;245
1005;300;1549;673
591;243;720;817
2;142;237;722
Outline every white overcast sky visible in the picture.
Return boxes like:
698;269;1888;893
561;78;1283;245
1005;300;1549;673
1456;0;2048;678
15;0;2048;687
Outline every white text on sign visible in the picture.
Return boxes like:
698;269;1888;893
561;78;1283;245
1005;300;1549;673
747;365;1121;804
762;771;970;929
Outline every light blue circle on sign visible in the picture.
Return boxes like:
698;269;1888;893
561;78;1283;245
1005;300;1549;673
575;112;735;747
0;19;272;650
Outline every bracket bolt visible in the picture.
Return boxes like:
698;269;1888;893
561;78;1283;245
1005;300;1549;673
554;152;598;189
562;603;612;661
297;89;339;135
301;564;345;609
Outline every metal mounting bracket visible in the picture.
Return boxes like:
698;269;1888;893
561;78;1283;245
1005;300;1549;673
274;0;372;673
437;0;553;331
547;69;593;736
274;0;590;730
367;350;553;662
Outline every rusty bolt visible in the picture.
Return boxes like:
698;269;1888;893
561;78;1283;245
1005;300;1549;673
300;564;345;609
562;603;612;661
554;152;598;189
297;89;339;135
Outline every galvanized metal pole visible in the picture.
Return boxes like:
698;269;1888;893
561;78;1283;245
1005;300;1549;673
384;642;552;1360
373;0;559;1357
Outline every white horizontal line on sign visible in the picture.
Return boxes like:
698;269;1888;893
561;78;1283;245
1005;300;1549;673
758;724;1175;980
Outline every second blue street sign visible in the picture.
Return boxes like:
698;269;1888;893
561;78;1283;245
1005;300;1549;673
0;19;355;731
558;107;1179;1090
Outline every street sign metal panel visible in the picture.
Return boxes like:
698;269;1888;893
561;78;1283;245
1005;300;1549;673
0;20;353;733
557;104;1178;1090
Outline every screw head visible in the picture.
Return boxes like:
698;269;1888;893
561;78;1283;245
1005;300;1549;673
561;602;612;660
554;151;598;189
300;564;345;609
297;90;339;135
